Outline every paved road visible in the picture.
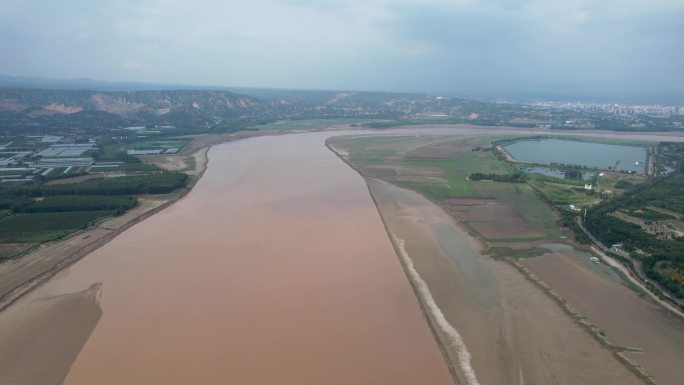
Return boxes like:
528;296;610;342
576;216;684;307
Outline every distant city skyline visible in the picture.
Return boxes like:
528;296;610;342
1;1;683;102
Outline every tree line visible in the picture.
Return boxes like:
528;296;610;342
584;171;684;298
10;195;137;215
1;172;188;197
469;172;527;183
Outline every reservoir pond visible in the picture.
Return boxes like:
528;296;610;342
505;139;647;172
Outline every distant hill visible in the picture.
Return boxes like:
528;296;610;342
1;77;682;134
0;88;267;117
0;88;279;129
0;87;415;132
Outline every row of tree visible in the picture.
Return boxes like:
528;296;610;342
10;195;137;215
469;172;527;183
1;172;188;197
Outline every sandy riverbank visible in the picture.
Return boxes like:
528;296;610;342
0;283;102;385
365;178;644;385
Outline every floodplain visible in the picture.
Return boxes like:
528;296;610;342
329;130;684;385
523;247;684;385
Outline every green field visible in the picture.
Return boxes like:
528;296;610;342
129;139;190;153
0;211;113;243
332;135;561;240
0;196;31;209
0;170;187;250
528;179;599;207
399;153;512;198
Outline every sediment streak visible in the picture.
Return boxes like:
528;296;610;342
394;236;481;385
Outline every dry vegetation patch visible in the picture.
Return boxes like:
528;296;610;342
0;244;33;260
446;197;545;239
140;155;188;172
44;174;104;185
405;139;478;159
522;252;684;385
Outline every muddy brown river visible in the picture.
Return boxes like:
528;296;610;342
0;132;453;385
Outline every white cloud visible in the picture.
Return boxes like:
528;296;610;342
122;59;143;70
0;0;682;94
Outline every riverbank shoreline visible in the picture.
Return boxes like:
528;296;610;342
326;139;461;385
0;130;279;313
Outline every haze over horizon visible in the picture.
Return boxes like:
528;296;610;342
1;0;683;102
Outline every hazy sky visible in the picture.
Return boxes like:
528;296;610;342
1;0;683;96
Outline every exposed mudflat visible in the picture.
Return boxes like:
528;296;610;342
445;198;545;239
0;283;102;385
523;251;684;385
0;132;452;385
368;178;645;385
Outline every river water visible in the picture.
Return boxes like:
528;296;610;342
2;132;452;385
